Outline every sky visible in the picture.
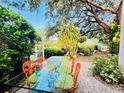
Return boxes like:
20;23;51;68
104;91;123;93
9;4;48;30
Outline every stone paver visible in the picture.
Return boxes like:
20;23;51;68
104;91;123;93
77;62;124;93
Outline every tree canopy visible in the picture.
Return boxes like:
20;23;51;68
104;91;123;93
45;0;122;34
1;0;122;35
0;5;36;86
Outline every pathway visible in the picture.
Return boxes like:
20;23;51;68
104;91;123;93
77;62;124;93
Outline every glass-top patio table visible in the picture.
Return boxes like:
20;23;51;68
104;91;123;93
5;56;74;93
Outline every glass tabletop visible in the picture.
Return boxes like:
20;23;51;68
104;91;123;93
5;56;74;93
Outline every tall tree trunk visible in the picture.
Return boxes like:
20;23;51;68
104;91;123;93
116;1;122;25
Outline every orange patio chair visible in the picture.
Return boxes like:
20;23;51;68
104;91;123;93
36;56;45;68
69;63;81;93
22;61;36;93
22;61;33;78
29;61;37;72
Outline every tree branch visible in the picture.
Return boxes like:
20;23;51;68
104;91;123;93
80;0;116;14
88;4;111;32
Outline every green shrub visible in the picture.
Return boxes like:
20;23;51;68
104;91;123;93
91;38;99;45
78;44;95;56
82;48;90;56
0;57;13;83
92;56;106;75
107;23;120;54
78;38;98;56
108;42;119;54
92;55;124;84
80;36;87;43
0;5;36;92
45;47;66;58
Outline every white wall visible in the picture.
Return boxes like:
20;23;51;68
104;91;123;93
119;0;124;70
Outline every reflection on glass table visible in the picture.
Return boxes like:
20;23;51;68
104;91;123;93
5;56;75;93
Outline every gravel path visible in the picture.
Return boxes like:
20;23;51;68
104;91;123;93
77;62;124;93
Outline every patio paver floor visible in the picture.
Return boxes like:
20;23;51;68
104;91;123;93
77;62;124;93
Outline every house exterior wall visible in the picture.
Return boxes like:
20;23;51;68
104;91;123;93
119;0;124;69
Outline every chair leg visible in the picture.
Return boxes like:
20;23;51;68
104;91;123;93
71;89;75;93
27;82;30;93
28;89;30;93
67;88;75;93
71;87;75;93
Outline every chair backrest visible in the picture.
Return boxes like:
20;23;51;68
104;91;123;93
73;63;81;87
36;56;45;64
22;61;33;78
29;61;36;72
71;57;75;75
